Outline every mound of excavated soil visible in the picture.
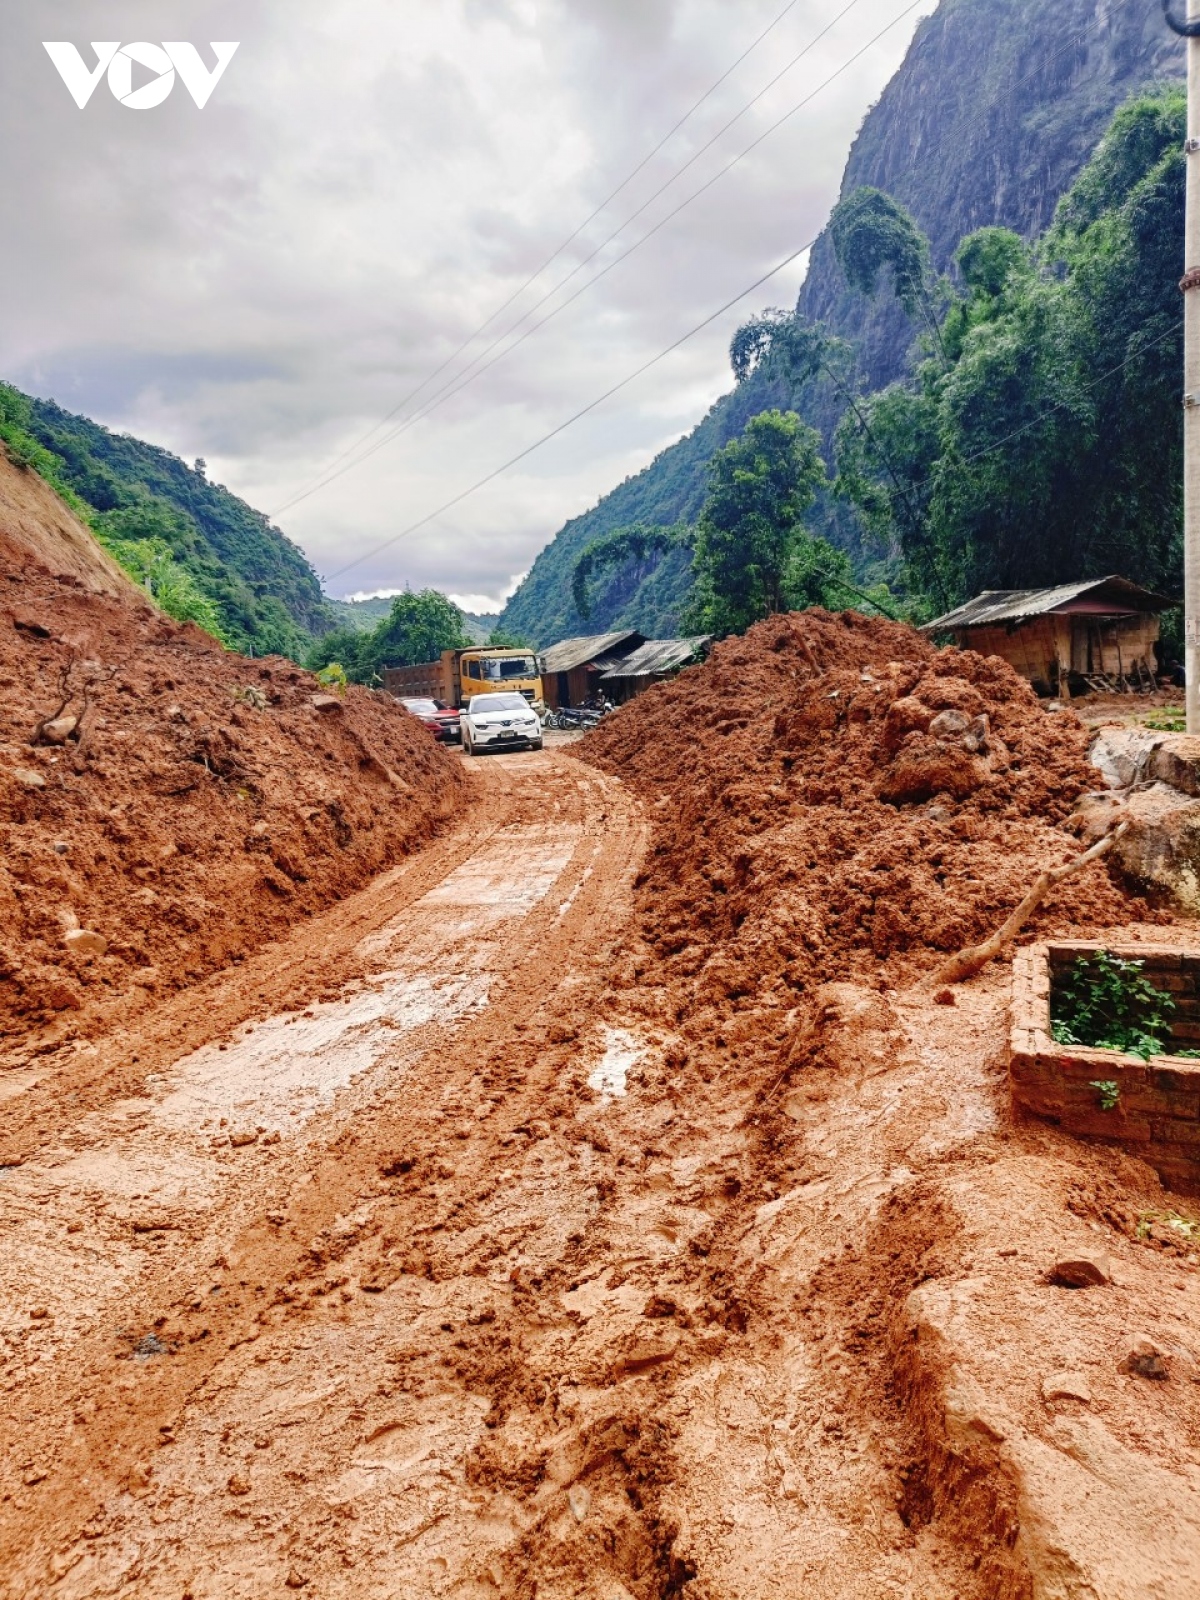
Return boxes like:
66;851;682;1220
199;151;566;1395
0;529;467;1049
579;609;1150;1007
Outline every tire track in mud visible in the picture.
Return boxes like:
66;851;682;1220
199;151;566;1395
0;751;647;1596
7;753;1193;1599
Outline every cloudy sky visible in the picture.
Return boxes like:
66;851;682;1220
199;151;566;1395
0;0;936;609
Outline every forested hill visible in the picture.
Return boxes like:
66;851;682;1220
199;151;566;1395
500;0;1181;647
0;383;330;657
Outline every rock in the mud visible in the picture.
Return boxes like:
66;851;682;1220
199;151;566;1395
1049;1250;1112;1289
285;1572;309;1591
1120;1336;1170;1380
310;693;343;715
568;1484;592;1521
928;708;970;739
228;1129;259;1148
12;612;52;637
1089;728;1161;790
63;928;107;958
39;715;77;745
11;767;46;789
1150;734;1200;798
1042;1371;1093;1404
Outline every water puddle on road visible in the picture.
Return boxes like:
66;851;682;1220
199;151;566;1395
0;817;584;1360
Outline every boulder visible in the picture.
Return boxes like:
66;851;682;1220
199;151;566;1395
1089;727;1162;790
928;708;970;738
1150;734;1200;798
64;928;107;958
1120;1336;1170;1380
1049;1250;1112;1288
311;694;343;715
11;767;46;789
1070;782;1200;913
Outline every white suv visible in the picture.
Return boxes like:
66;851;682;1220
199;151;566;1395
462;693;544;755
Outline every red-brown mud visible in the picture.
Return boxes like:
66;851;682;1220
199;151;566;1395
579;608;1154;1008
4;564;1200;1597
0;450;467;1053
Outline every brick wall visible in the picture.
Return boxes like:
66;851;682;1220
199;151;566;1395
1009;941;1200;1195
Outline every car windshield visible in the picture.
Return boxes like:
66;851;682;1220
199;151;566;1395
401;699;439;714
479;656;536;681
469;694;529;713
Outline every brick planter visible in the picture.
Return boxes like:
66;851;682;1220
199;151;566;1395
1009;941;1200;1195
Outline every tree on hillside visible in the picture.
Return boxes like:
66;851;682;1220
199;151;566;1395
308;589;470;684
688;410;829;635
830;186;945;352
832;86;1186;610
571;523;691;619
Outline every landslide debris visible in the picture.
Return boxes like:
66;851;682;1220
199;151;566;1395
0;480;467;1046
579;608;1146;1007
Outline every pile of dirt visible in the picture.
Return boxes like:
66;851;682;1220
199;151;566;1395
579;608;1149;1009
0;481;467;1049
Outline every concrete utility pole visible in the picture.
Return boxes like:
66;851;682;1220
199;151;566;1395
1167;0;1200;731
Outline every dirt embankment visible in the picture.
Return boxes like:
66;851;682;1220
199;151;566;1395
580;608;1152;1011
0;455;468;1052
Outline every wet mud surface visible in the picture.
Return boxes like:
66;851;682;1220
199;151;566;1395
4;740;1200;1598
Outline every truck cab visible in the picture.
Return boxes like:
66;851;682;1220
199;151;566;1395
457;649;544;715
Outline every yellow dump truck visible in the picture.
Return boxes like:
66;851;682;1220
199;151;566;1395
383;648;544;715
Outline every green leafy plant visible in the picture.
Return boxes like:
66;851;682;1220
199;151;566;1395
1136;1208;1200;1244
315;662;349;696
1050;950;1176;1060
1089;1079;1121;1111
1144;708;1186;733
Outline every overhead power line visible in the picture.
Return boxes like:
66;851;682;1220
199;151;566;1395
270;0;818;510
274;0;922;518
311;14;1115;587
322;237;818;581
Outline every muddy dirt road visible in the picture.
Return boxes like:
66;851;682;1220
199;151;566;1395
3;748;1199;1599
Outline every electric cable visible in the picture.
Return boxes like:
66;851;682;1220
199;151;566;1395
274;0;923;518
284;3;1097;518
317;22;1125;582
322;236;817;581
270;0;821;506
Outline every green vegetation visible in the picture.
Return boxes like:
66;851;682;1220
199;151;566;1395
315;662;349;696
571;417;897;637
831;87;1185;609
307;589;470;685
1090;1080;1121;1113
1051;950;1178;1061
1143;707;1187;733
688;411;834;635
501;37;1187;646
0;382;329;656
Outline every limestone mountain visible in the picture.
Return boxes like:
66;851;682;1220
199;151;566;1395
500;0;1181;646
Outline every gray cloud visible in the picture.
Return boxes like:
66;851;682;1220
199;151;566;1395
0;0;935;603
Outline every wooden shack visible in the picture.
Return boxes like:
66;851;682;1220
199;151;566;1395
922;577;1176;695
538;631;644;709
598;636;712;703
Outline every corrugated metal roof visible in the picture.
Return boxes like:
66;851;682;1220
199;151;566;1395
600;636;711;679
539;631;643;673
922;576;1178;633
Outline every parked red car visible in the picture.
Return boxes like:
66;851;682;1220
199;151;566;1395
398;697;462;743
